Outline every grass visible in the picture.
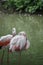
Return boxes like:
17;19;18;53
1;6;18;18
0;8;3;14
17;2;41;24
0;13;43;65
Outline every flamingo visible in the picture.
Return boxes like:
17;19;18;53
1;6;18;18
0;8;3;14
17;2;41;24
0;28;16;65
0;28;16;47
18;31;30;50
9;31;30;65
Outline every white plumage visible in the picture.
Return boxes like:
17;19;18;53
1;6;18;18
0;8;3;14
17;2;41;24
0;34;13;42
9;31;30;52
9;35;26;52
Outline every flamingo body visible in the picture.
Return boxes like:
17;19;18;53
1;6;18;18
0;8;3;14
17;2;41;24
0;27;16;47
9;35;27;52
0;34;13;47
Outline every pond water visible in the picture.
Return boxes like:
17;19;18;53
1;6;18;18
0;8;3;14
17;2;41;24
0;13;43;65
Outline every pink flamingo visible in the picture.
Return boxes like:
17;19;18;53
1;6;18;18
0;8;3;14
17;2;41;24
9;31;30;65
0;28;16;65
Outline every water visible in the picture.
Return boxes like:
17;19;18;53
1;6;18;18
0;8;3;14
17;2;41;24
0;13;43;65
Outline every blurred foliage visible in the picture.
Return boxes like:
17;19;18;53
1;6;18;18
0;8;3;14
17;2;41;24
0;0;43;13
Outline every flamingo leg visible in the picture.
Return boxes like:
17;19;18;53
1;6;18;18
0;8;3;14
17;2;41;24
1;49;5;65
7;48;9;65
18;51;21;65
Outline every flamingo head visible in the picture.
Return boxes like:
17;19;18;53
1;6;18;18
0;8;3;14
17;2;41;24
12;28;16;36
18;31;26;37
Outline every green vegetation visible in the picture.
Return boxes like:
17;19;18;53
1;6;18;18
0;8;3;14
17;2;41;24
0;0;43;13
0;13;43;65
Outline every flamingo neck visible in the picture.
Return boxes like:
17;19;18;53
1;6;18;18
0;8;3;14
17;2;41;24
12;34;16;37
